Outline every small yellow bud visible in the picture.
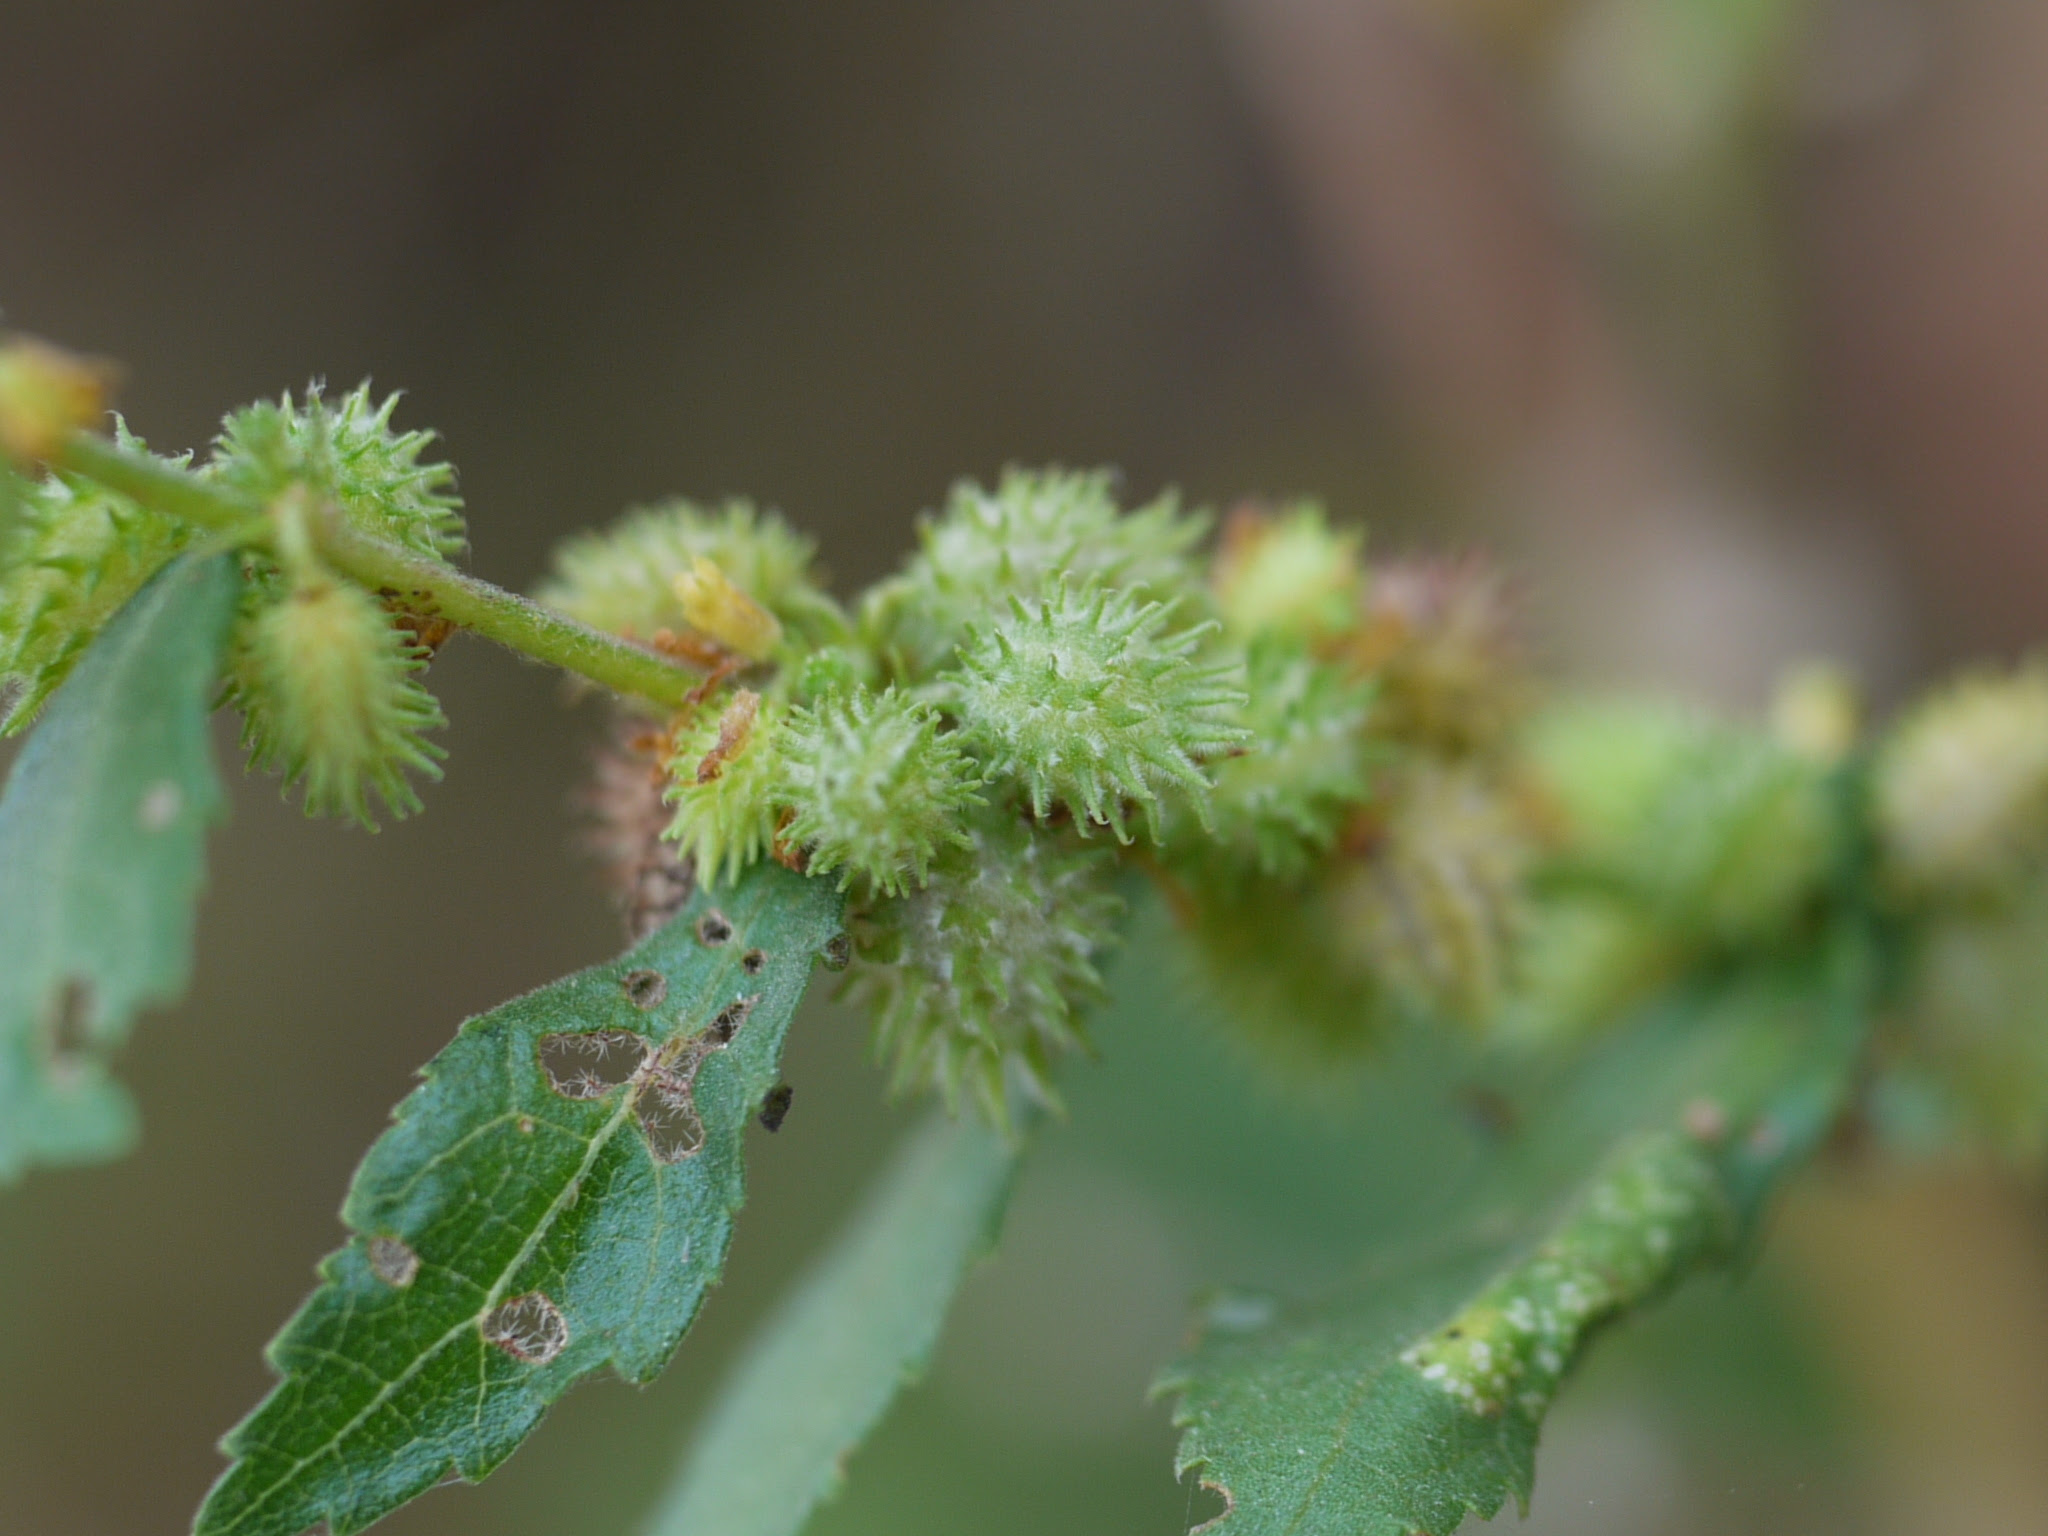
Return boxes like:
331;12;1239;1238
1771;662;1860;764
0;337;117;466
1874;663;2048;899
673;555;783;661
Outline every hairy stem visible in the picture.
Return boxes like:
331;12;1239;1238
57;429;702;709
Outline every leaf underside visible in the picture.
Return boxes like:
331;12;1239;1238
644;1110;1018;1536
196;864;844;1536
0;552;237;1180
1159;927;1875;1536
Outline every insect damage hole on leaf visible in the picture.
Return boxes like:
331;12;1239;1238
696;909;734;946
480;1292;569;1365
41;978;94;1083
367;1236;420;1288
631;995;761;1162
741;947;767;976
706;994;758;1044
621;968;669;1010
537;1030;649;1099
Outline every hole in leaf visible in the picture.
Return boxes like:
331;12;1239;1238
42;979;94;1082
741;948;767;975
705;994;759;1045
820;932;852;971
1185;1477;1231;1529
368;1236;420;1288
696;909;733;946
620;969;667;1010
480;1292;569;1364
634;1071;707;1162
538;1030;648;1099
758;1083;794;1133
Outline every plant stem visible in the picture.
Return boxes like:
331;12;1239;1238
58;429;703;709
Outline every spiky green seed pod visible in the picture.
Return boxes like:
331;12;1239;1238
1347;554;1523;756
1872;662;2048;902
1212;501;1363;642
788;644;878;706
0;435;193;733
537;498;844;653
947;582;1248;843
211;384;465;560
859;467;1209;678
842;809;1122;1130
1333;766;1531;1023
662;689;787;886
776;687;982;895
1191;641;1377;879
231;571;447;827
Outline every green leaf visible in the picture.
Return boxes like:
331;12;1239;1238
0;552;238;1180
1157;926;1875;1535
645;1111;1017;1536
196;865;845;1536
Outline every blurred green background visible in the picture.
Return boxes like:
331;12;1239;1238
6;1;2048;1531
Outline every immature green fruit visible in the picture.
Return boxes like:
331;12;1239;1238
1212;501;1363;642
860;467;1209;678
1;442;192;734
232;573;447;827
211;384;465;560
843;809;1122;1129
948;582;1248;843
1198;641;1377;879
776;687;982;896
1531;698;1839;948
537;498;842;653
1873;662;2048;902
663;690;787;886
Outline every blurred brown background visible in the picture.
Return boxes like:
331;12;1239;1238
5;1;2048;1531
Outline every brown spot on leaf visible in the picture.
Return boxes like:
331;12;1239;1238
706;995;758;1044
368;1236;420;1288
621;969;667;1011
481;1293;569;1364
820;932;852;971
